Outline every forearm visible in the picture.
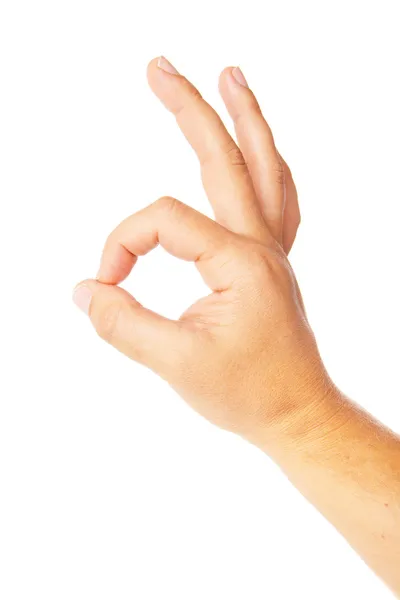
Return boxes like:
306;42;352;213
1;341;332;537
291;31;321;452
255;386;400;595
75;55;400;596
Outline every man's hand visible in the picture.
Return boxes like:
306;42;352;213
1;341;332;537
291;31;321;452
73;56;330;443
73;57;400;596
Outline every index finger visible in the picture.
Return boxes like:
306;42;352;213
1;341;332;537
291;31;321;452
96;196;241;292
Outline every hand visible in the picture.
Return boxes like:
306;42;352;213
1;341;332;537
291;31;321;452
73;57;335;446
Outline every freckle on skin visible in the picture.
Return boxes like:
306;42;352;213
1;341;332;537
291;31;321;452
384;503;389;508
381;534;386;540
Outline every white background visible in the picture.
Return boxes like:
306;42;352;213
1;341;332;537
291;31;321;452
0;1;399;598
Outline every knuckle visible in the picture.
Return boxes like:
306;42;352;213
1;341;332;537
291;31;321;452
238;242;287;285
246;244;274;272
174;82;202;117
273;157;286;186
94;302;122;344
224;141;247;167
185;84;202;104
155;195;181;214
288;201;301;229
233;97;262;126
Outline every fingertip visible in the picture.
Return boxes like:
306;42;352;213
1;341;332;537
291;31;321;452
147;55;181;88
72;279;97;315
96;243;137;286
146;56;186;114
218;67;251;116
218;67;244;121
218;66;236;93
219;66;250;91
219;66;236;80
147;56;160;70
146;56;161;82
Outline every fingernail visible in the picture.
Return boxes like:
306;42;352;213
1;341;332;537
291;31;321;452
232;66;249;88
157;56;180;75
73;285;92;315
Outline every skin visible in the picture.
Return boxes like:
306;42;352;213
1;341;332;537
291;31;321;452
73;57;400;596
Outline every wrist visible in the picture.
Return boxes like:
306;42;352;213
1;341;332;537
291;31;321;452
247;369;351;459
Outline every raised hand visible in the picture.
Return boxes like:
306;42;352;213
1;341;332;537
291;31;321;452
73;56;330;445
73;58;400;595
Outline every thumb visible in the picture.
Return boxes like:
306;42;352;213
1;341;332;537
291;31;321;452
72;279;192;379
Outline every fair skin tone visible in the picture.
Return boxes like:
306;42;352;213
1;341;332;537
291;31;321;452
73;56;400;596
